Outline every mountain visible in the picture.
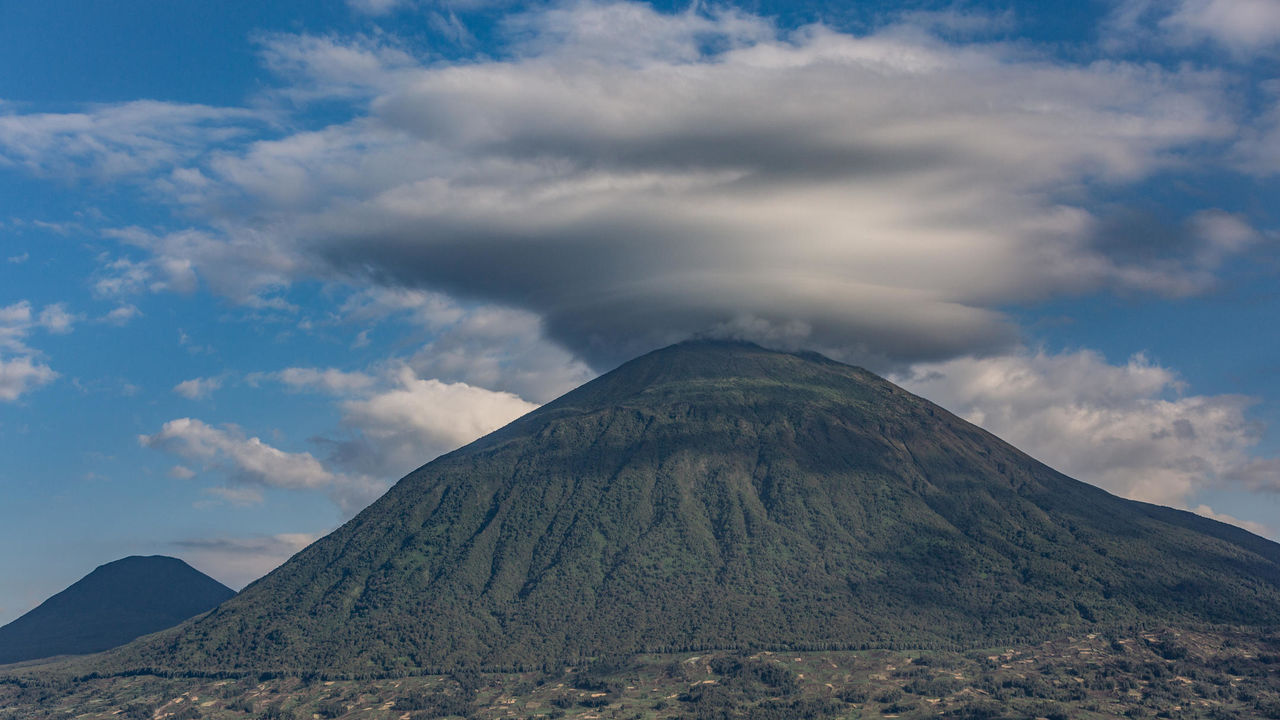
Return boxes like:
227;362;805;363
109;341;1280;676
0;555;234;665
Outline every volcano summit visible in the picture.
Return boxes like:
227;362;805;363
108;341;1280;676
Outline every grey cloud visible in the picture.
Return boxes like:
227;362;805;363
403;304;594;403
9;3;1264;375
334;287;591;401
174;6;1241;369
1083;207;1265;296
1225;456;1280;491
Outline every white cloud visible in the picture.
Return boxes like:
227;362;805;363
99;304;142;326
346;0;411;16
335;365;538;478
1165;0;1280;52
0;302;36;353
92;256;154;298
97;227;304;305
339;287;465;331
337;288;592;402
139;418;383;513
267;367;377;395
897;349;1269;507
240;297;568;485
256;32;420;101
168;464;196;480
0;301;76;352
0;355;58;401
35;304;75;334
1189;209;1263;261
406;307;594;403
0;101;260;180
1109;0;1280;54
172;532;320;589
141;417;334;490
0;300;71;401
173;376;224;400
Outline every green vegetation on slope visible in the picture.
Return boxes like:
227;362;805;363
100;342;1280;675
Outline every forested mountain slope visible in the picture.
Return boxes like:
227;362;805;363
106;342;1280;676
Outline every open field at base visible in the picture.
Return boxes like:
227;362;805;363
2;626;1279;720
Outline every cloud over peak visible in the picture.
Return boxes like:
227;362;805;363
92;2;1247;369
5;1;1278;528
0;3;1266;373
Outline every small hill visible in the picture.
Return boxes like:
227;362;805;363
0;556;233;665
109;341;1280;676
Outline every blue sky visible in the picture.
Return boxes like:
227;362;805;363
1;0;1278;625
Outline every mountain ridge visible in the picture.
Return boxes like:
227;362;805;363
0;555;234;665
99;341;1280;676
